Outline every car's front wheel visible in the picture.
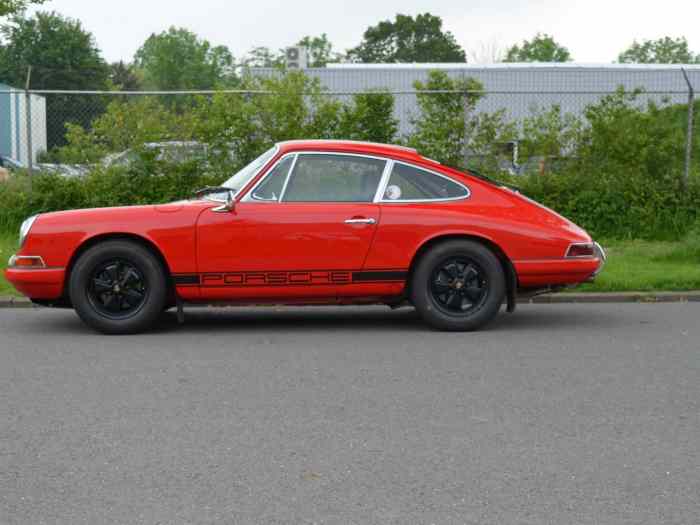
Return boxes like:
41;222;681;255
68;240;167;334
410;240;506;331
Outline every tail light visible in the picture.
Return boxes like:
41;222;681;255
566;243;595;258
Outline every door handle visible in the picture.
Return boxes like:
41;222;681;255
344;218;376;225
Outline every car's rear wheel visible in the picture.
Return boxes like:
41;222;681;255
68;240;167;334
410;240;506;331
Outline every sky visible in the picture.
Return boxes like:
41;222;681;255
26;0;700;64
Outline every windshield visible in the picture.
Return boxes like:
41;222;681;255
221;146;278;194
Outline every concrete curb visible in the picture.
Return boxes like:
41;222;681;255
521;291;700;304
0;296;35;308
1;292;699;308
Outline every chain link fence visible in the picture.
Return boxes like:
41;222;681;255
0;73;697;184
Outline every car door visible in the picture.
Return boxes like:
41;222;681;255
195;152;388;301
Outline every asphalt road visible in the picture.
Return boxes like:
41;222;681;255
1;304;699;525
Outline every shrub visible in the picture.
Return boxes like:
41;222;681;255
408;70;483;169
339;91;398;144
1;72;697;242
0;159;221;234
55;97;194;164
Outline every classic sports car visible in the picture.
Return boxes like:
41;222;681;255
5;140;605;334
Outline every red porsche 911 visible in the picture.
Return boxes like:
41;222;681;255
5;140;605;334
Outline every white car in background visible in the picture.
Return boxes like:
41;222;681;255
1;141;215;178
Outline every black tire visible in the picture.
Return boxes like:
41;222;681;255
68;240;168;334
410;240;506;331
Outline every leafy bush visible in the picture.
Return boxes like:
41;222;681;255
1;72;697;242
507;89;699;239
0;160;220;233
190;71;346;176
408;70;483;169
520;166;699;239
56;96;195;164
339;91;398;144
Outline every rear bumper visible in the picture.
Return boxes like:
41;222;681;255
514;253;605;287
4;268;66;299
590;242;607;279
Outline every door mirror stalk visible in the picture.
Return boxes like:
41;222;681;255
212;189;236;213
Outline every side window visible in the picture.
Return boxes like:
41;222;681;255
283;154;386;203
383;163;469;201
251;156;294;201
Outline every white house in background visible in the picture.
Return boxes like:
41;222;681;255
0;82;47;166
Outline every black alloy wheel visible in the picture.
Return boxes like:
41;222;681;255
410;239;506;331
429;257;488;316
87;259;149;320
69;240;168;334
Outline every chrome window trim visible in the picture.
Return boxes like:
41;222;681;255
377;160;471;203
372;159;395;203
278;154;299;202
208;145;280;204
242;152;297;203
278;151;389;203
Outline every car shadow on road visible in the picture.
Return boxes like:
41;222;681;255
150;306;428;334
142;304;624;335
16;304;629;336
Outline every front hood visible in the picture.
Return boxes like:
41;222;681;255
20;201;208;271
36;200;204;222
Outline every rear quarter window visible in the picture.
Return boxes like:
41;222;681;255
382;162;469;201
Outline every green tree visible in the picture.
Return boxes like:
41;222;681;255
0;0;46;16
242;46;283;68
297;34;342;67
339;91;398;143
521;106;582;157
0;11;109;148
0;11;108;87
504;33;572;62
348;13;466;63
134;27;236;89
190;71;343;175
243;35;341;68
617;37;700;64
408;70;482;167
108;61;142;91
57;97;192;163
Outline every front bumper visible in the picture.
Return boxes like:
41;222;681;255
4;267;66;299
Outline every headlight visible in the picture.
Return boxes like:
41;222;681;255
18;215;39;248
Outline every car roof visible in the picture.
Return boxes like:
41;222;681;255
276;140;424;162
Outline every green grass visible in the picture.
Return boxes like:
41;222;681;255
0;234;19;296
0;234;699;297
577;238;700;292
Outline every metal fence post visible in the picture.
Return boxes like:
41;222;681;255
462;90;469;170
24;66;33;183
681;68;694;191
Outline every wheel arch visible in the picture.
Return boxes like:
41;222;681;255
407;233;518;313
63;233;174;303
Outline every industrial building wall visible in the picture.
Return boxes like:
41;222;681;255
0;84;47;166
252;64;700;134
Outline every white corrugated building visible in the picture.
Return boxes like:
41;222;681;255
0;83;47;166
254;63;700;133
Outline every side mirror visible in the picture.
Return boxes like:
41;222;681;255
212;189;235;213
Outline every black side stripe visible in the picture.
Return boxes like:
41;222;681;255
352;271;408;283
173;271;408;286
173;274;200;285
